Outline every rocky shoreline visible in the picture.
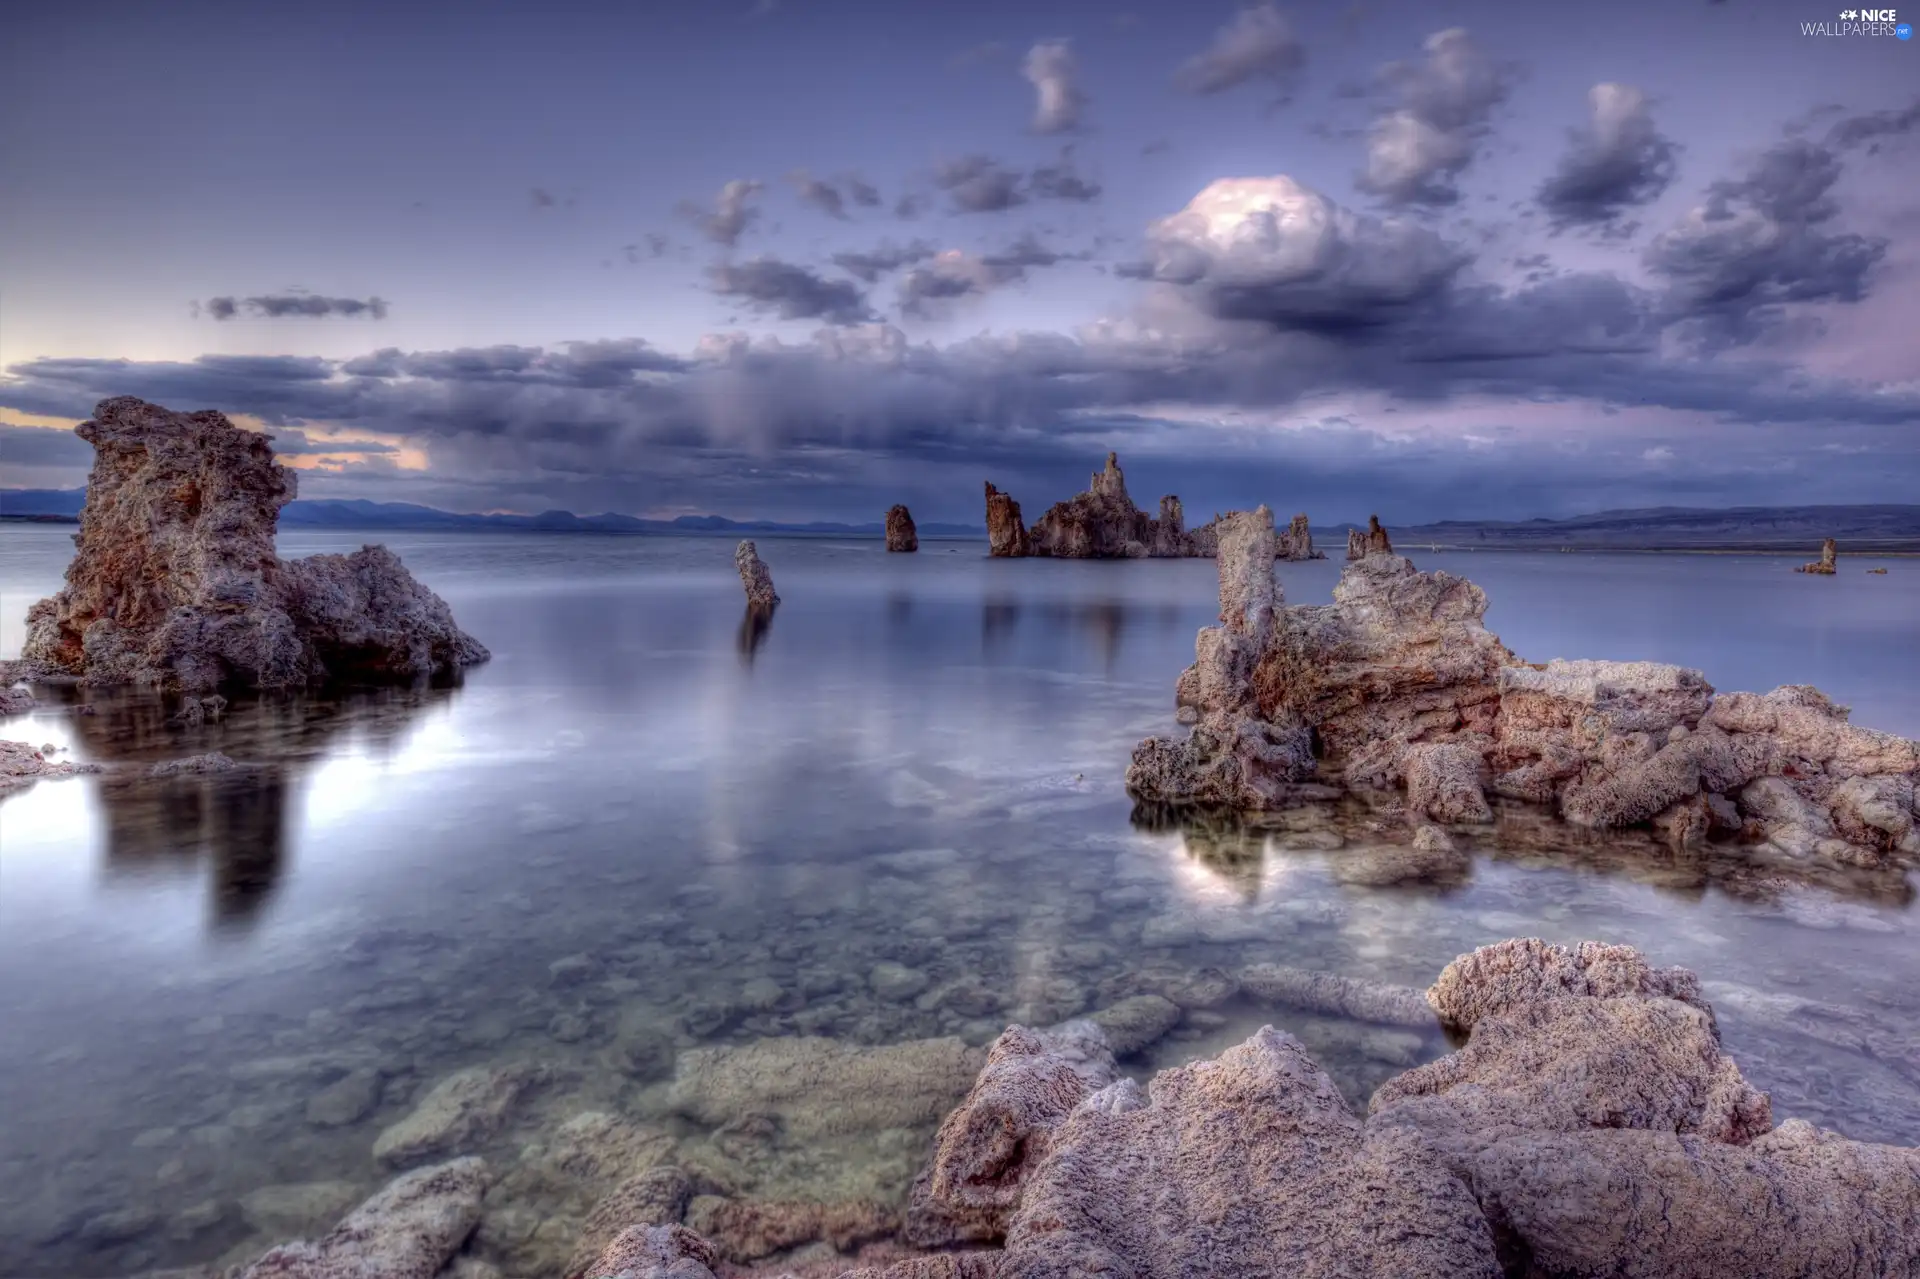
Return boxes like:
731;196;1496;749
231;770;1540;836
80;939;1918;1278
1129;506;1920;874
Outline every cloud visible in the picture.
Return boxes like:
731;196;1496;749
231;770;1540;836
933;154;1027;213
785;170;879;219
1022;40;1086;134
1538;84;1679;229
1646;124;1889;348
931;152;1101;213
530;187;557;209
1174;4;1305;98
1134;176;1467;331
0;422;92;468
896;234;1081;317
709;258;876;325
1823;96;1920;152
679;179;764;247
831;240;937;283
201;294;390;320
844;174;882;208
1357;28;1513;207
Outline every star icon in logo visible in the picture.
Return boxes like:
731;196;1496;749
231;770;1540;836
1840;7;1858;16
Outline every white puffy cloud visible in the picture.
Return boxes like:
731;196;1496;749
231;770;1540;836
1022;40;1085;134
1358;29;1511;207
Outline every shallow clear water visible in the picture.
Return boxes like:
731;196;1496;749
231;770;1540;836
2;528;1917;1277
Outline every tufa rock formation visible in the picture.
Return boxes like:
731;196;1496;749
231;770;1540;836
1130;518;1920;872
735;540;780;609
574;939;1920;1279
1346;514;1394;560
1276;511;1326;561
983;483;1030;558
1796;537;1838;574
986;454;1204;559
885;505;919;553
15;398;486;693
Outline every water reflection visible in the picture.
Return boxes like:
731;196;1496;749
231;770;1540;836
736;603;775;665
978;596;1185;670
35;682;461;934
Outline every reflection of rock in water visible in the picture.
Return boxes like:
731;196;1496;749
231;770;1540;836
736;604;775;665
60;682;457;933
886;592;913;626
980;597;1020;655
1132;791;1914;907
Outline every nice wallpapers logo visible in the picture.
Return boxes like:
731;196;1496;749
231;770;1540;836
1804;7;1913;35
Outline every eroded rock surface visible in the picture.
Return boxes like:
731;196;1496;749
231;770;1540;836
667;1036;984;1140
1275;511;1326;561
18;398;486;693
236;1157;488;1279
1796;537;1839;574
734;541;780;609
372;1063;552;1167
885;505;918;553
986;455;1202;559
1128;515;1920;871
0;739;101;795
1345;514;1393;560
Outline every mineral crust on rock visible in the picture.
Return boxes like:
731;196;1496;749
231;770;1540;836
16;398;487;693
1275;511;1326;561
236;1157;489;1279
986;455;1204;559
1796;537;1838;574
983;483;1029;558
1129;511;1920;870
734;541;780;609
885;505;918;553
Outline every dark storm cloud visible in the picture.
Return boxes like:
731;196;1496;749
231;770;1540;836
1023;40;1086;134
931;152;1101;214
1356;28;1514;208
679;179;763;247
0;422;93;467
831;240;937;283
202;294;390;320
1823;96;1920;152
1645;121;1891;349
1537;84;1679;229
709;258;876;325
1174;3;1305;98
933;155;1027;213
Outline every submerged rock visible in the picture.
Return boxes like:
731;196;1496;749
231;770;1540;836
983;483;1029;558
1796;537;1838;574
734;540;780;609
236;1157;488;1279
885;505;919;553
667;1036;985;1140
372;1063;552;1167
0;738;101;795
18;397;486;693
1128;515;1920;872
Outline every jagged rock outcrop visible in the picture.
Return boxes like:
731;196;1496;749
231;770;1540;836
983;483;1029;558
885;505;918;553
0;685;34;716
734;540;779;609
988;455;1203;559
1346;515;1393;560
1130;516;1920;870
236;1157;489;1279
1796;537;1838;574
15;398;486;693
0;739;101;795
1276;512;1326;561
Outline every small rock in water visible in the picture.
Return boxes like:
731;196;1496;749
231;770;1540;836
547;953;601;987
0;686;35;716
868;962;931;1003
739;977;785;1012
549;1010;593;1043
240;1181;363;1238
77;1206;159;1246
148;752;238;777
735;540;780;609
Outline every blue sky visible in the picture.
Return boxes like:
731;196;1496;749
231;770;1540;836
2;0;1916;522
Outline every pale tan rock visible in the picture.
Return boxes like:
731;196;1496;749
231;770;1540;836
1423;937;1711;1031
563;1166;693;1279
667;1036;984;1140
734;541;779;609
1238;963;1436;1027
684;1194;898;1263
1795;537;1839;574
1275;511;1325;561
236;1157;488;1279
581;1222;719;1278
0;738;100;795
372;1063;551;1166
1403;740;1493;823
20;398;485;692
997;1027;1502;1277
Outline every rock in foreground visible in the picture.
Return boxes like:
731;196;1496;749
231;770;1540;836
0;739;102;795
1129;508;1920;872
17;398;486;693
735;540;780;609
885;505;919;553
237;1157;488;1279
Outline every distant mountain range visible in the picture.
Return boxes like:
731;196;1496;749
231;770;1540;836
5;488;1916;551
0;490;986;538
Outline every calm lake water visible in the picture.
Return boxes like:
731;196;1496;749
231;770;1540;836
2;527;1918;1277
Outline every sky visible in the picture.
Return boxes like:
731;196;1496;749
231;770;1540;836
1;0;1916;524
